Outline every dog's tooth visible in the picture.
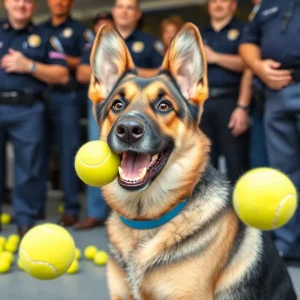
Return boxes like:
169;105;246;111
139;167;147;180
118;167;124;176
151;154;159;162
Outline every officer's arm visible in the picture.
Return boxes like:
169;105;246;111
76;64;91;84
214;53;244;72
237;68;253;107
239;44;262;74
65;56;81;71
31;62;69;84
238;8;262;72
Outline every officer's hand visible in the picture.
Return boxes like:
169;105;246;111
1;49;31;74
254;59;292;90
204;45;219;64
228;107;249;137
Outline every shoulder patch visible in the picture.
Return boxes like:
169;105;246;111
50;36;65;53
28;34;41;48
132;41;145;53
154;41;164;56
84;29;95;43
227;29;240;41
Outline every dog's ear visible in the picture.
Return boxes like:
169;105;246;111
88;24;135;104
162;23;208;104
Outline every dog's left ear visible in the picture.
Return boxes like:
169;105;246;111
88;24;135;104
162;23;208;104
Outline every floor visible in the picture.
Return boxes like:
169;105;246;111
1;193;300;300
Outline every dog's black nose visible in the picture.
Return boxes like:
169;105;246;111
116;118;145;144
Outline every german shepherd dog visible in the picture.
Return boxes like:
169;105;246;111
88;23;297;300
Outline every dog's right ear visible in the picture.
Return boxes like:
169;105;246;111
161;23;208;105
88;24;135;104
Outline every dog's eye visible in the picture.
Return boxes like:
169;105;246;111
112;100;124;112
157;101;172;112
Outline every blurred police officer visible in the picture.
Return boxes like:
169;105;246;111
240;0;300;264
112;0;164;77
199;0;250;183
161;15;184;55
74;12;114;230
246;0;269;169
40;0;93;227
0;0;68;237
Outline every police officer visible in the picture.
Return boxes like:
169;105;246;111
40;0;94;227
246;0;269;169
0;0;68;237
199;0;250;183
74;12;114;230
112;0;164;77
240;0;300;264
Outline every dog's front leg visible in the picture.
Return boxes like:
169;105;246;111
107;258;134;300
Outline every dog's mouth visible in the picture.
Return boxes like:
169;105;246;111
118;147;172;190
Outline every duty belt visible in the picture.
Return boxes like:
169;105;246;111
209;86;239;99
0;91;45;106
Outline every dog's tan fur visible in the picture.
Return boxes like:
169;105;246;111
88;23;296;300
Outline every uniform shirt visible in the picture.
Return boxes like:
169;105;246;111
0;20;66;93
124;29;164;69
240;0;300;69
40;16;94;77
80;30;164;70
81;42;92;65
200;18;245;88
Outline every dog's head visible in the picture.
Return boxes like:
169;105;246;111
89;23;210;219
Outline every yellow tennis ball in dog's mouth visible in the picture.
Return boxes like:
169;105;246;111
233;168;298;230
75;141;120;187
19;224;75;280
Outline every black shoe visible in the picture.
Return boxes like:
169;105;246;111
281;256;300;267
36;209;46;221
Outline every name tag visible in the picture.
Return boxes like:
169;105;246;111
261;6;279;17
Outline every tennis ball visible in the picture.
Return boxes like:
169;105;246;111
0;237;6;247
66;260;79;274
1;213;11;225
5;242;18;253
75;141;120;187
75;248;81;260
0;260;11;274
94;251;108;266
0;251;14;264
19;223;76;280
18;258;24;271
84;246;98;260
58;204;64;214
7;234;20;245
233;168;298;230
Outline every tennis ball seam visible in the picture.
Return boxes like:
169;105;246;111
273;194;294;229
42;225;74;241
19;248;59;276
78;150;111;167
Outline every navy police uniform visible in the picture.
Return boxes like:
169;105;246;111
0;20;66;227
124;29;164;69
240;0;300;259
39;17;93;218
200;18;248;183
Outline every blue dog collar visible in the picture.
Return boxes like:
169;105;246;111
119;198;188;230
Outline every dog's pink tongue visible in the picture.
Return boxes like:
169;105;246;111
121;152;151;179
